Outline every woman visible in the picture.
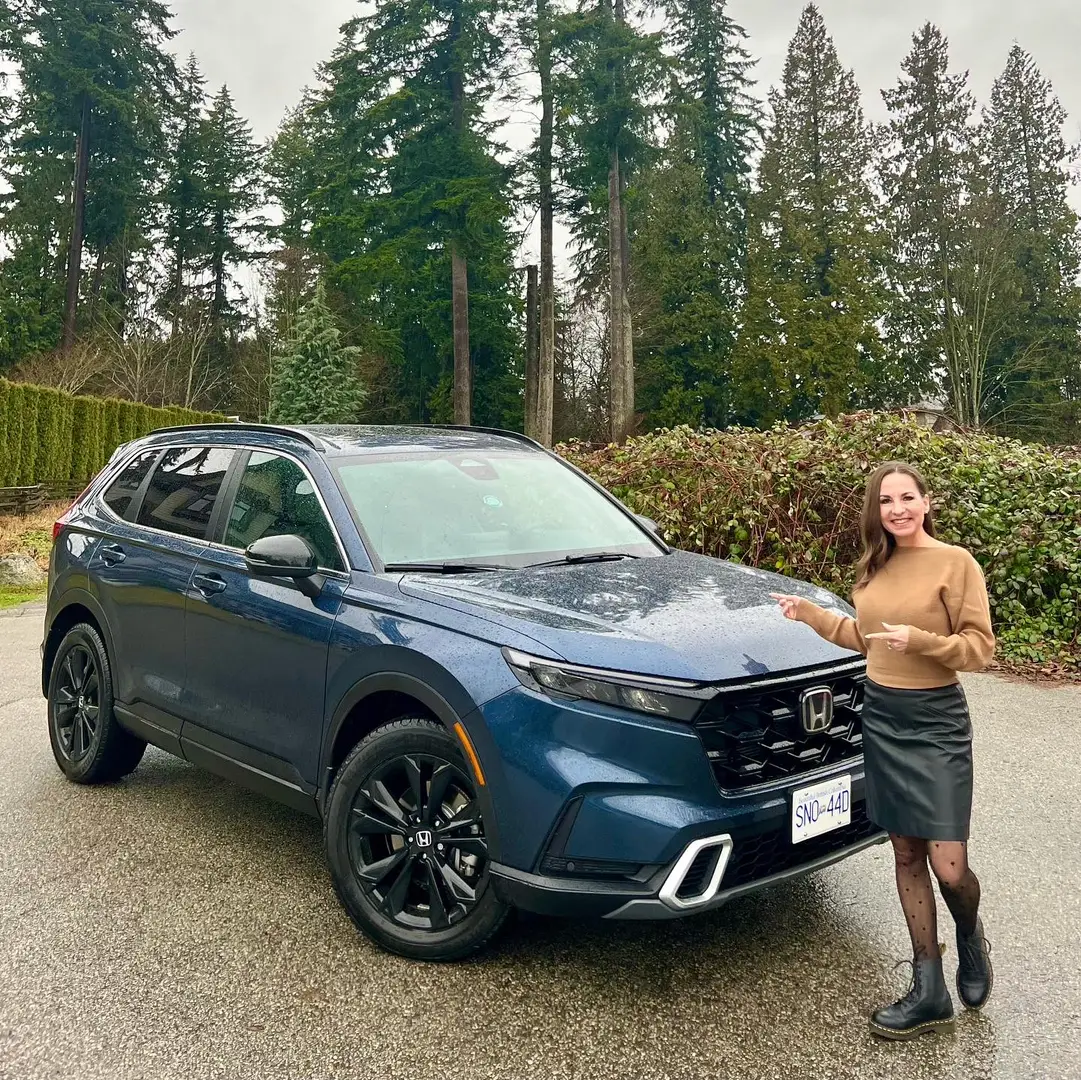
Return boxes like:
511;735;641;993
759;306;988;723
770;461;995;1040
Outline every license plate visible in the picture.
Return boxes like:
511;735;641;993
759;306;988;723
791;774;851;844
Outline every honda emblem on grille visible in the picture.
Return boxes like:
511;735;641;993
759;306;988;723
800;687;834;734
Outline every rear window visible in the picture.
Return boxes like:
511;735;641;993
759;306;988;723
137;446;235;541
101;450;159;520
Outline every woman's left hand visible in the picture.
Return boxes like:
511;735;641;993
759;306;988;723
865;622;911;653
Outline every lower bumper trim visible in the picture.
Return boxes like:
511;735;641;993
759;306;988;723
605;829;888;920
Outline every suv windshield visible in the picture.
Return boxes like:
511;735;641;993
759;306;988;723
332;448;661;567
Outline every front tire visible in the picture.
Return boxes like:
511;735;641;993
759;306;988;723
324;717;510;961
47;623;146;784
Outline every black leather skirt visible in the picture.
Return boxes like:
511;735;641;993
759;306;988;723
861;680;973;841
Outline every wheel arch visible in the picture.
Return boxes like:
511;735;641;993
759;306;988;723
41;590;114;698
320;669;502;862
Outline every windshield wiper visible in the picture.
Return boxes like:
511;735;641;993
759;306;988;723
382;561;515;574
530;552;641;568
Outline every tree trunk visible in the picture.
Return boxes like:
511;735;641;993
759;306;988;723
62;94;92;355
452;244;471;425
525;264;539;436
619;166;634;437
608;145;628;442
450;7;471;426
536;0;556;447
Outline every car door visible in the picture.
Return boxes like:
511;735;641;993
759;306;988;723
92;444;236;745
181;449;349;800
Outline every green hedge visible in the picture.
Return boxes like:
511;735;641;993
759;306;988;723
561;412;1081;669
0;377;223;488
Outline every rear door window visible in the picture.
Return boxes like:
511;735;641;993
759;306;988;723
137;446;236;541
101;450;160;520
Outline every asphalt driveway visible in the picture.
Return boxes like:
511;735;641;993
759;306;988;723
1;601;1079;1080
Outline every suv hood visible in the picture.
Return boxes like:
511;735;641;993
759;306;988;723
398;549;862;683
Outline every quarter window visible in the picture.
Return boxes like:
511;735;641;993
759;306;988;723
137;447;235;541
223;452;343;571
101;450;159;520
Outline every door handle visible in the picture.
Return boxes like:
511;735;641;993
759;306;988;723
100;544;126;565
193;573;227;596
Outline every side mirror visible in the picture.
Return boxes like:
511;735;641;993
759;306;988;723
244;534;324;598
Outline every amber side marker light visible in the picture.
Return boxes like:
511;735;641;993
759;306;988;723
453;722;486;787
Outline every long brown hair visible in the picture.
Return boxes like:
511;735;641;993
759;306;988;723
852;462;936;593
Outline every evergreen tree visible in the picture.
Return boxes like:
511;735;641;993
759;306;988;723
554;0;665;440
982;45;1081;439
879;23;975;410
298;5;521;429
732;4;887;425
161;53;211;337
202;85;263;352
269;280;366;424
633;0;759;429
0;0;178;353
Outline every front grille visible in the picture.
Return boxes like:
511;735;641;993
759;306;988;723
721;801;883;892
694;667;866;791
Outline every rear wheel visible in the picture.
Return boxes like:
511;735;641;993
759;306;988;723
324;717;510;961
47;623;146;784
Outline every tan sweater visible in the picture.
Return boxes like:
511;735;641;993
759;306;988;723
798;544;996;689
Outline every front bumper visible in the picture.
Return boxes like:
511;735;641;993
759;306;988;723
489;789;887;920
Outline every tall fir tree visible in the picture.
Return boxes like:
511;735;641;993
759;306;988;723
732;3;887;425
0;0;178;353
982;45;1081;439
269;279;366;424
202;85;262;355
297;3;521;429
633;0;759;429
161;53;211;337
879;23;976;413
554;0;665;440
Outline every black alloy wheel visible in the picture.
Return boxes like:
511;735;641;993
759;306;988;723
324;718;511;961
349;752;487;931
47;623;146;784
53;643;101;764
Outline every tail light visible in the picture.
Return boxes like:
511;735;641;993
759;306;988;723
52;482;94;542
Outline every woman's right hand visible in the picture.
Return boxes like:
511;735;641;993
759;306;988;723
769;593;805;621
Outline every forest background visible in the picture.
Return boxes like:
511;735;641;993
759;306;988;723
1;0;1079;447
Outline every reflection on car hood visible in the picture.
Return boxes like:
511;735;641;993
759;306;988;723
398;549;862;682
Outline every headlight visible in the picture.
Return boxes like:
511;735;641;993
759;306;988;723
502;647;714;721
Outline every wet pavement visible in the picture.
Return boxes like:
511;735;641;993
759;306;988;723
1;602;1079;1080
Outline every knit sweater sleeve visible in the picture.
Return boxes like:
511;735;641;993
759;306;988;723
906;551;996;672
798;602;867;656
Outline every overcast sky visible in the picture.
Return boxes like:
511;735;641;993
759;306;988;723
169;0;1081;270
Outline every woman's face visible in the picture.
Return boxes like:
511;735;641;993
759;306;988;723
878;471;929;542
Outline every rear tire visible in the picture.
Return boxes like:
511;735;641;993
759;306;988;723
47;623;146;784
324;717;510;961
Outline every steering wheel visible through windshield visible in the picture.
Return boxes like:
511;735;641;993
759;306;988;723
331;448;662;568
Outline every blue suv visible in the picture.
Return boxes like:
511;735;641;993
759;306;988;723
42;423;884;960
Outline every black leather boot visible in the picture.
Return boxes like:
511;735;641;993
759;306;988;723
869;955;955;1040
956;917;993;1009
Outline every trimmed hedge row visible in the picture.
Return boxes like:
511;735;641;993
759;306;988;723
0;378;222;488
561;412;1081;669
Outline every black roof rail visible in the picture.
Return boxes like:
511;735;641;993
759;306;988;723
134;422;328;451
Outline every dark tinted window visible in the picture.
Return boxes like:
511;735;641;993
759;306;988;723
137;447;235;541
224;452;343;571
101;450;159;520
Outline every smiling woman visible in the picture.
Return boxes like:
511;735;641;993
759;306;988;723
770;460;996;1040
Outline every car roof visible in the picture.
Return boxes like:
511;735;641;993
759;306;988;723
132;423;544;457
